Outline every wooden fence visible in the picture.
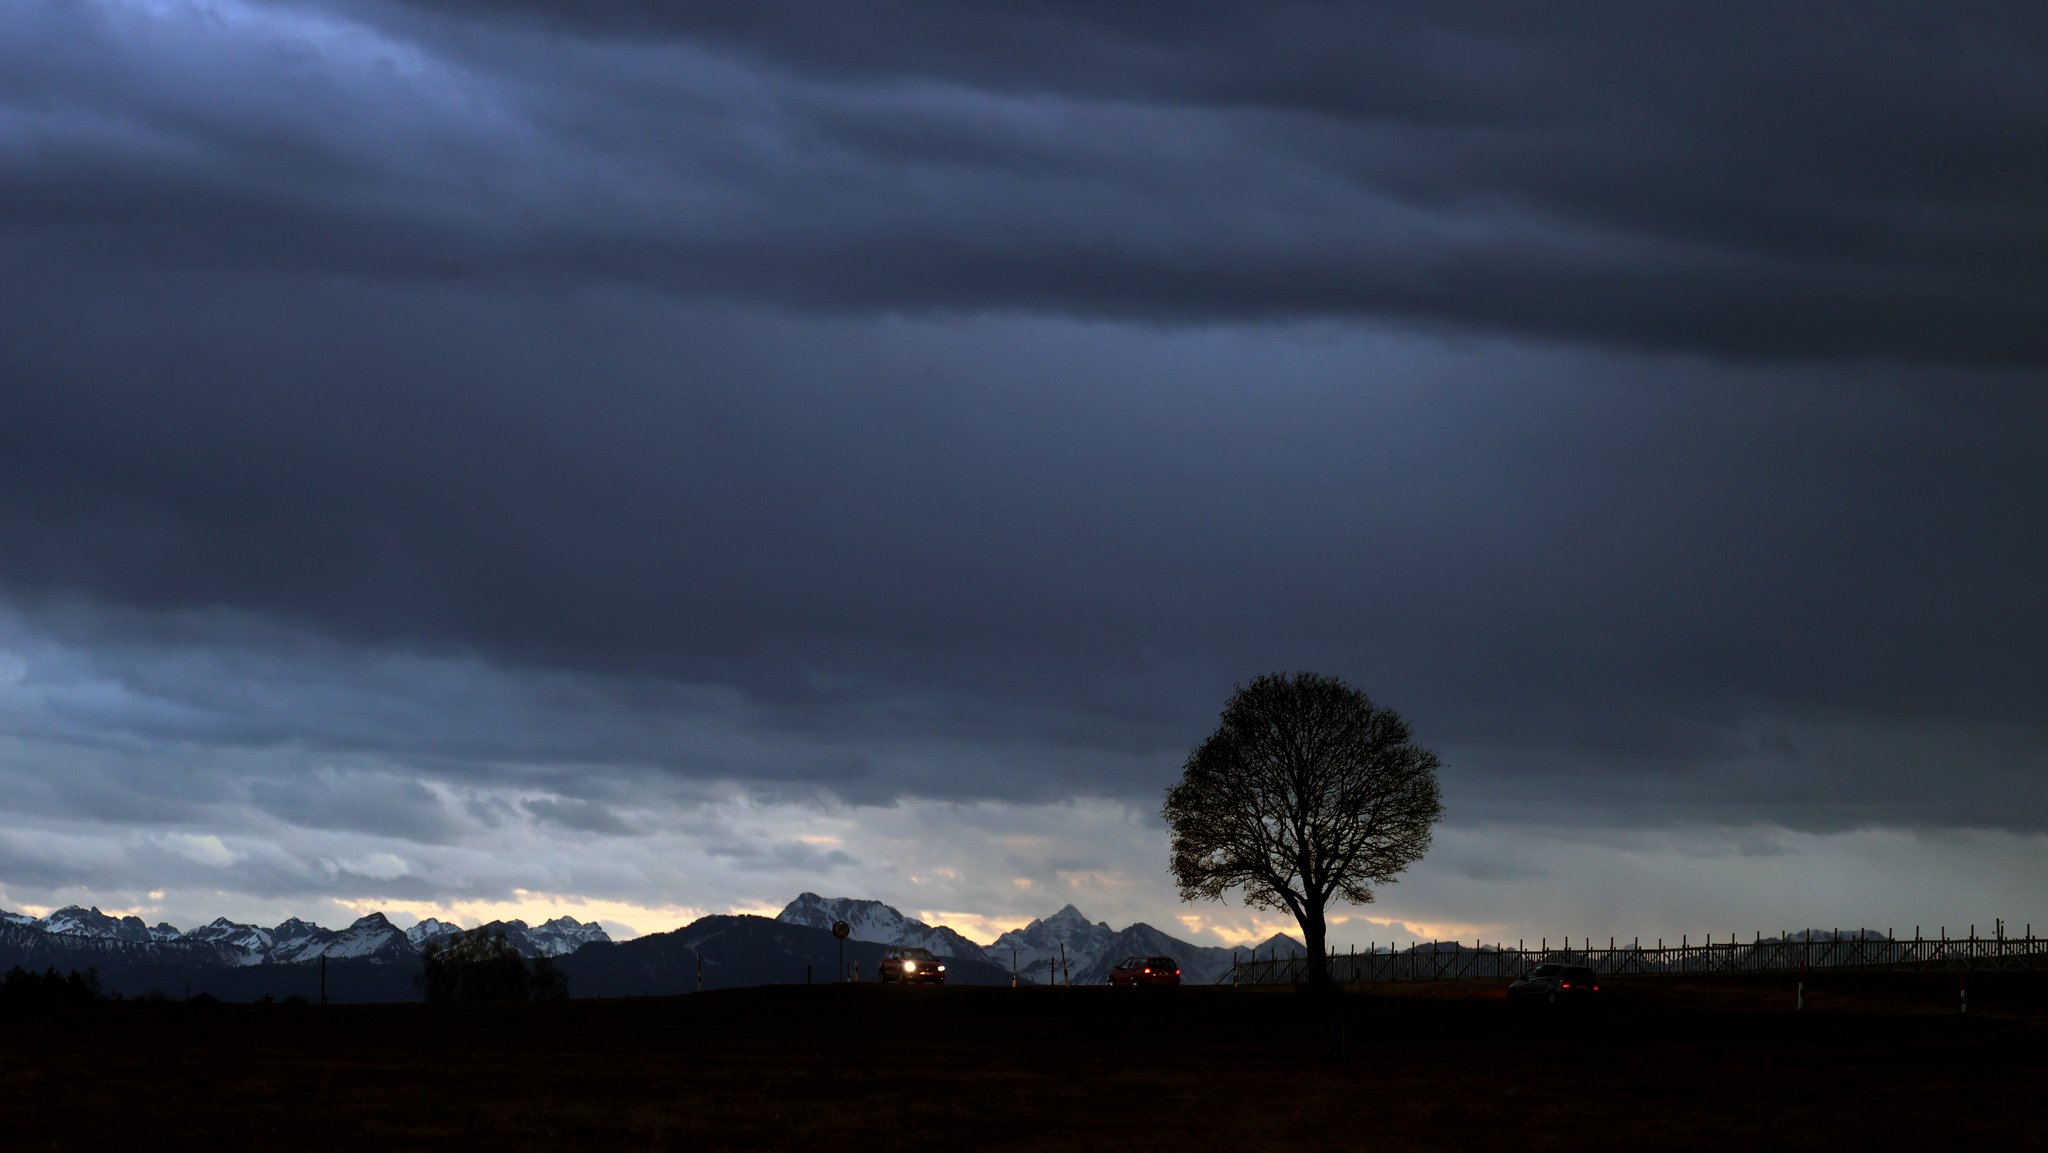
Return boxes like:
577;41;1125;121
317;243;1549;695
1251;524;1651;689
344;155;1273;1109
1231;924;2048;986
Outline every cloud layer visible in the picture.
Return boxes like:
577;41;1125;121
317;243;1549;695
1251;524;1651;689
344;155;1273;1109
2;0;2044;940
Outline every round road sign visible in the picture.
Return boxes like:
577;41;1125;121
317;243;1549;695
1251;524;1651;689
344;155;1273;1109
832;920;851;940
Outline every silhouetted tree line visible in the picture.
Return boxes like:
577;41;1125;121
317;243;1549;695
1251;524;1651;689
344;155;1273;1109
417;928;569;1002
1;965;103;1007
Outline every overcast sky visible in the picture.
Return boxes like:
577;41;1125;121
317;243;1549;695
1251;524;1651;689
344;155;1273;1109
2;1;2044;949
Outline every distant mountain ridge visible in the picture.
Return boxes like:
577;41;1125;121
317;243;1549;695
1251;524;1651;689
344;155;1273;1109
775;892;1303;985
776;892;991;963
1;895;1304;998
3;903;610;966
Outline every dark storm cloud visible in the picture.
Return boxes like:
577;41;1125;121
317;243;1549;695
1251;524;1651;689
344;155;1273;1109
3;288;2046;829
0;0;2044;858
7;1;2046;362
521;797;639;837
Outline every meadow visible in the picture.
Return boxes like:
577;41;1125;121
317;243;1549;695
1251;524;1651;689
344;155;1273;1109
2;973;2042;1150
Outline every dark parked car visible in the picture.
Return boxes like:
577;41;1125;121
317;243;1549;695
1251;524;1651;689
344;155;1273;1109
878;946;946;984
1108;955;1181;987
1508;963;1601;1003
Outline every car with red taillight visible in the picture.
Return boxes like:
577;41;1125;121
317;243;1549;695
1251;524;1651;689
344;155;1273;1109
1508;963;1601;1004
1108;955;1181;987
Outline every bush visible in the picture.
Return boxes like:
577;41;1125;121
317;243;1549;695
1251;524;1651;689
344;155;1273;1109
0;965;104;1008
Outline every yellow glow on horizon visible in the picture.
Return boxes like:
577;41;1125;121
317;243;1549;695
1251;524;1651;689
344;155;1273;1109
52;899;169;921
1351;917;1490;944
793;835;841;846
331;890;713;940
917;910;1028;945
724;901;786;919
1192;915;1304;948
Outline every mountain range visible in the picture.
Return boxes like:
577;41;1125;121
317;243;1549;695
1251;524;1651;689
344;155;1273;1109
772;892;1302;985
1;903;609;965
0;894;1301;1000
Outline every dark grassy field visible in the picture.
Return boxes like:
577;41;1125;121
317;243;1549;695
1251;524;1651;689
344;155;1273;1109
4;973;2044;1150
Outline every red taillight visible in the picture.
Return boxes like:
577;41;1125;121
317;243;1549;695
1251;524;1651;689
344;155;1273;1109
1142;968;1151;974
1175;970;1181;976
1593;986;1600;991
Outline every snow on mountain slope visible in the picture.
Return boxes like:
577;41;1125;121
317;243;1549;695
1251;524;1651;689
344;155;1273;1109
273;913;412;964
271;917;323;953
1;908;39;927
459;917;613;958
532;916;611;956
38;906;158;943
180;918;277;965
405;915;609;957
405;918;460;949
775;893;985;961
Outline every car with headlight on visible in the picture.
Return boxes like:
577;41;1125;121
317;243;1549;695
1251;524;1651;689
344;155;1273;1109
1107;955;1181;988
877;946;946;984
1508;963;1601;1004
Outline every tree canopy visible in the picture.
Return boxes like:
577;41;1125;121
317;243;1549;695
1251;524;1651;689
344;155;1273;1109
416;928;569;1002
1163;671;1444;990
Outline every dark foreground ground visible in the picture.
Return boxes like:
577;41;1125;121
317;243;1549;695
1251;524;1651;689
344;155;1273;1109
3;973;2044;1151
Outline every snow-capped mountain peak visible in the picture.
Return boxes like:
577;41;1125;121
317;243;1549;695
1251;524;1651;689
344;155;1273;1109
531;916;611;955
400;916;611;958
271;912;410;964
405;917;460;948
775;893;986;961
178;917;275;965
987;904;1120;983
38;905;157;943
270;917;324;948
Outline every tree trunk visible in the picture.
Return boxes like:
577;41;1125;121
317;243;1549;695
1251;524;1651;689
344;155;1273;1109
1301;901;1332;990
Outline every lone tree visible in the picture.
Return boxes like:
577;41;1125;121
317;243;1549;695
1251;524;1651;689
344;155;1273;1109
1164;672;1444;991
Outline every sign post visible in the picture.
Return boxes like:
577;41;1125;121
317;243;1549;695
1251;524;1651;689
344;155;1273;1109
833;920;851;982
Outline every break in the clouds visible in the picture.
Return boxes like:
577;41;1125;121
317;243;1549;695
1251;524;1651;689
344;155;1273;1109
1;0;2044;944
